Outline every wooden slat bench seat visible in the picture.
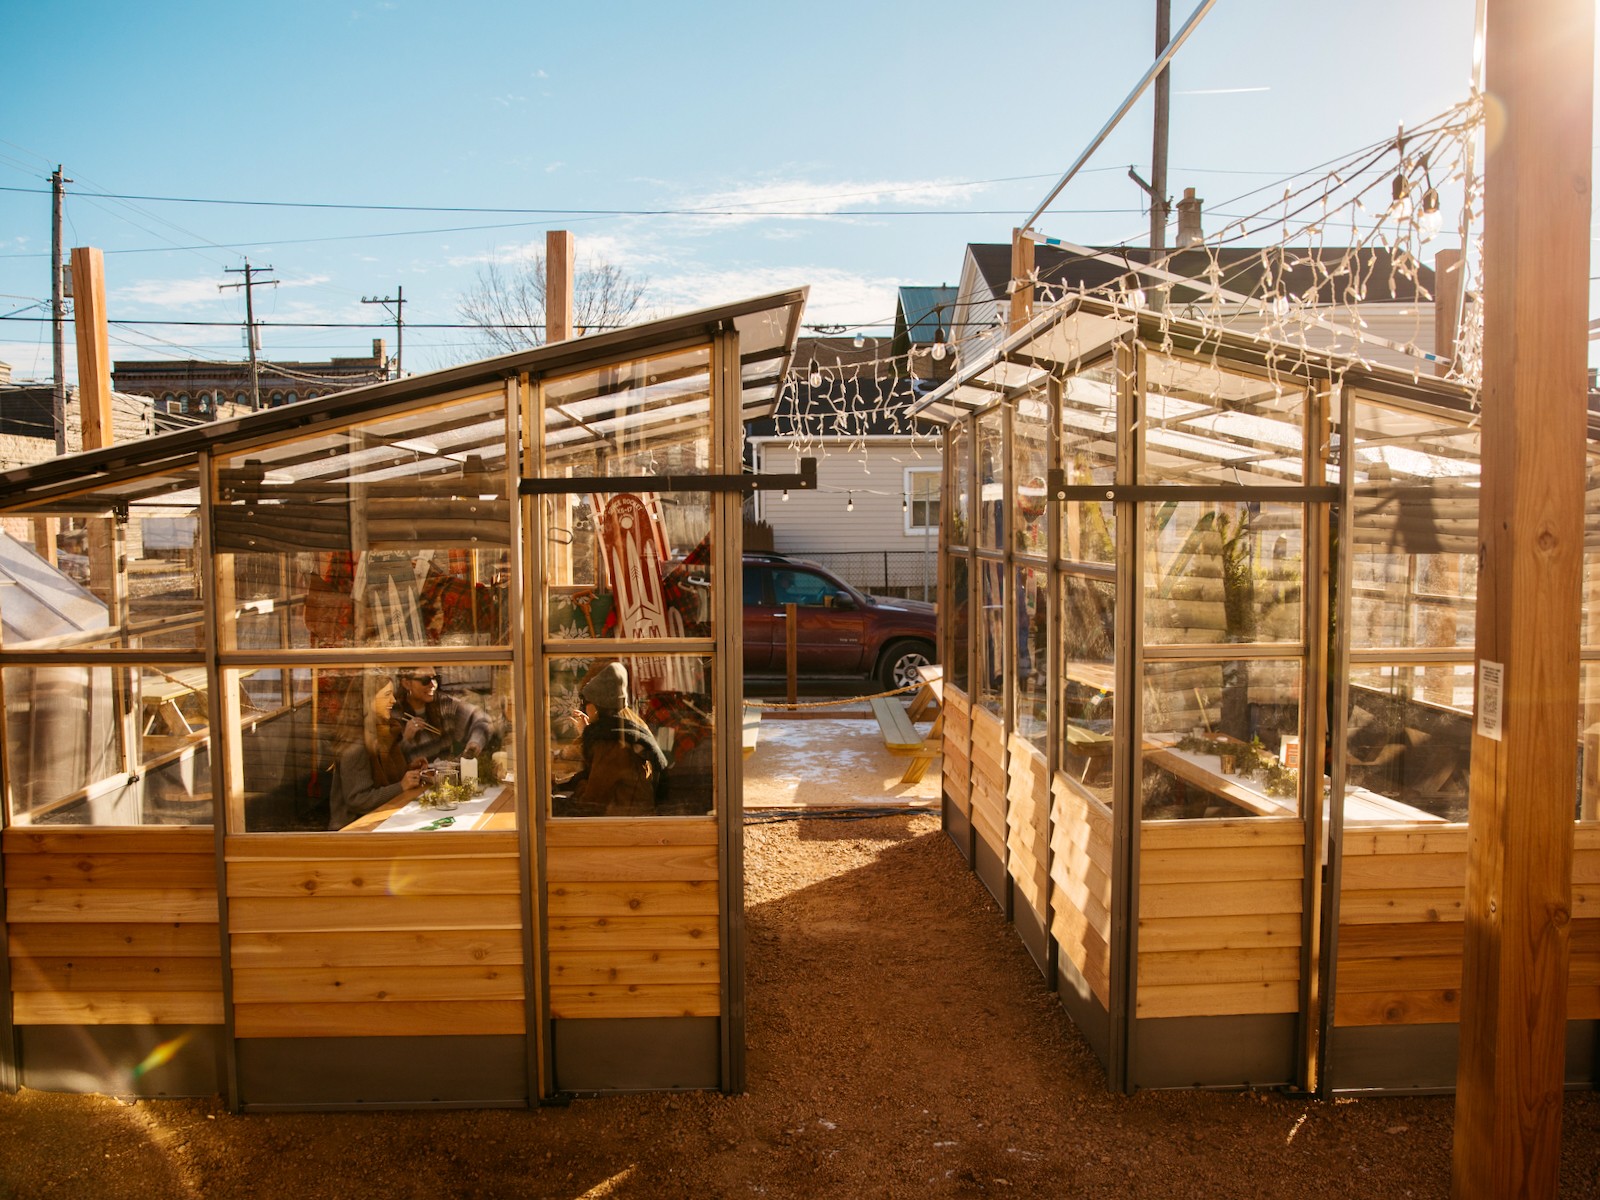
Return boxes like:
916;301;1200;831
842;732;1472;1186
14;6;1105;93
870;696;939;785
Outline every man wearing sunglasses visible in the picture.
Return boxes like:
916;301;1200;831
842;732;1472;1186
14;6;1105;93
395;668;494;763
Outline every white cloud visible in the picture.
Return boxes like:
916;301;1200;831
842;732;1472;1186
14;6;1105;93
655;265;903;330
117;277;232;309
0;343;52;382
673;176;986;227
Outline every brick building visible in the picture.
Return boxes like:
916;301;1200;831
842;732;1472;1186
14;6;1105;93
112;339;388;429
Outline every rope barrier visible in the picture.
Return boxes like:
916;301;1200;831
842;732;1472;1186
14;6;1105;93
742;681;918;711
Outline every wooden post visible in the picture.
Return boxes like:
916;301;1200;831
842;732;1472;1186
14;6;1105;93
1433;248;1464;377
1009;228;1035;333
69;247;113;450
1452;1;1592;1196
546;230;575;343
785;603;798;706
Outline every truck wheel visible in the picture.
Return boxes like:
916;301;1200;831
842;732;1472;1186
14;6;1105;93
878;640;935;692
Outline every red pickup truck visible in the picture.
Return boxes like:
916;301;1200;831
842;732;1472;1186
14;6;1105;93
740;552;937;690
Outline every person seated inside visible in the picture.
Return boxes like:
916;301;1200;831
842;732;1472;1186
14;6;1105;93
394;666;494;764
329;675;426;830
562;661;668;817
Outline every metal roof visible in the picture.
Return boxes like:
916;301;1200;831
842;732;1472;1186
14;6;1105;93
0;288;807;514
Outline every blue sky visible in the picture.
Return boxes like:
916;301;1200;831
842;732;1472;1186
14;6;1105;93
0;1;1582;382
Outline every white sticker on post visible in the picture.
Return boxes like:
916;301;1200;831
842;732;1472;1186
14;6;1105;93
1477;660;1504;742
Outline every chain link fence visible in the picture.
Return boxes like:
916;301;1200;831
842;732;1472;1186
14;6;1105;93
786;549;938;602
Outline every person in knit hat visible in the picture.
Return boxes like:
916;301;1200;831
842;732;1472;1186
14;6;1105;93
569;661;668;814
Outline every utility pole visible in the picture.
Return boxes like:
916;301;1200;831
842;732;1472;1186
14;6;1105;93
1149;0;1171;252
362;286;406;378
220;261;276;409
50;165;71;454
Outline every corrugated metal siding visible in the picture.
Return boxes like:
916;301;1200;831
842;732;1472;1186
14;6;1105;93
754;442;942;555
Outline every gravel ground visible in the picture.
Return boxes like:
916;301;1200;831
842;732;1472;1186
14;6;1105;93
1;727;1597;1197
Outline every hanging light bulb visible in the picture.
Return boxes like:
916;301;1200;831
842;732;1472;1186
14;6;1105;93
846;493;854;512
902;495;908;512
852;332;866;349
782;489;789;502
1418;187;1442;241
807;359;822;387
930;342;947;362
1390;173;1413;221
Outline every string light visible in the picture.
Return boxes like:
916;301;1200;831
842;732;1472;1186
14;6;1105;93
846;492;854;512
782;489;789;501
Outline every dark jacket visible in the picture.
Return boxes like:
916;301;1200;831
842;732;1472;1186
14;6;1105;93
396;692;494;762
329;723;410;830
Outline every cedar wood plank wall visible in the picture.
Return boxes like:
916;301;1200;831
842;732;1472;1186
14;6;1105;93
225;831;524;1037
1050;774;1113;1006
545;818;720;1020
1335;823;1600;1026
1006;736;1049;921
1137;819;1304;1019
969;707;1008;864
942;689;971;819
5;826;224;1025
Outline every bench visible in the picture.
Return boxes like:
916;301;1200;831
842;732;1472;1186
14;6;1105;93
742;708;762;758
1065;722;1114;783
870;695;940;785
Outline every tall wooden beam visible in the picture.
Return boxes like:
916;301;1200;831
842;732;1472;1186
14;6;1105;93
69;246;113;451
546;229;575;343
1452;2;1592;1196
1009;228;1035;334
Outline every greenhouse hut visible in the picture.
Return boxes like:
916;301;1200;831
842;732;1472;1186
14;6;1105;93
0;289;806;1108
913;293;1599;1094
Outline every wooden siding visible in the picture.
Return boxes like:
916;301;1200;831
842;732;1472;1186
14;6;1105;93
225;831;524;1038
1334;823;1600;1025
1050;774;1114;1006
546;819;721;1020
969;708;1008;861
1006;736;1050;918
942;687;971;817
755;442;940;553
1136;820;1304;1019
4;826;224;1025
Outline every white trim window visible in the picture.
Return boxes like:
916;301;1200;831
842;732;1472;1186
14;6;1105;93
904;466;940;536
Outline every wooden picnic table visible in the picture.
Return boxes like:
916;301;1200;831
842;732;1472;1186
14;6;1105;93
343;780;515;832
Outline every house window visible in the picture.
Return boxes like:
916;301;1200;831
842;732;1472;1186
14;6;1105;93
905;467;940;535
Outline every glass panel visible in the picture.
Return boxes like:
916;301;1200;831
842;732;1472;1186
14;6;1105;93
947;556;970;694
1059;363;1117;565
947;422;970;548
542;347;712;477
976;559;1005;716
5;662;214;826
1345;664;1473;824
236;664;514;832
1060;572;1116;807
1013;390;1050;557
1014;565;1047;751
0;471;207;654
1586;454;1600;650
548;654;715;818
1144;501;1303;645
545;491;713;641
214;391;510;652
975;410;1004;552
1582;660;1600;823
1347;393;1479;654
1141;659;1302;820
1141;353;1306;486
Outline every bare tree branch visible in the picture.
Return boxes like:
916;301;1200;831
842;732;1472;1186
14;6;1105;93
455;255;651;357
